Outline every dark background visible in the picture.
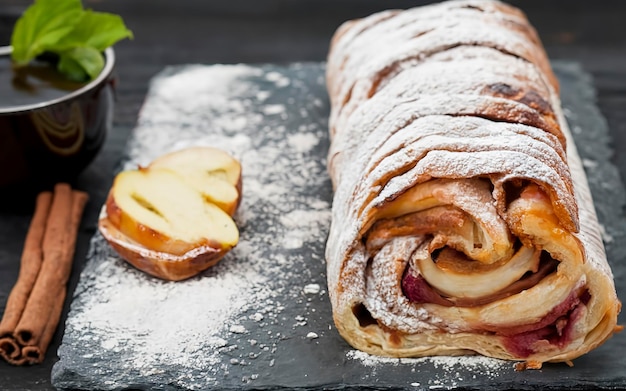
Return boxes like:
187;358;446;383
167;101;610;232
0;0;625;389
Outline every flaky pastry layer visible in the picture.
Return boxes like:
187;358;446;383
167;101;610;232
325;0;621;364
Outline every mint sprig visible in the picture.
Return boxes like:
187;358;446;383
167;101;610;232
11;0;133;82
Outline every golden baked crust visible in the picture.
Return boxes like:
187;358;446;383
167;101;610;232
325;0;621;364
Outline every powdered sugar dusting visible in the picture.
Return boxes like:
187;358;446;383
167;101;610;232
51;51;625;391
347;349;508;371
53;64;333;390
68;251;268;378
288;132;320;154
346;349;510;387
324;0;618;367
327;0;555;136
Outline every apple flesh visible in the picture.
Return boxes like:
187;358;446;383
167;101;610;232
106;168;239;256
149;146;242;216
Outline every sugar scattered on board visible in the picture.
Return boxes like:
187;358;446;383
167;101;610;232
262;104;286;116
346;350;513;390
346;349;511;386
303;283;321;295
58;64;333;390
230;325;247;334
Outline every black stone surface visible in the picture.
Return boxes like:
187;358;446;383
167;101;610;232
49;62;626;391
1;2;626;390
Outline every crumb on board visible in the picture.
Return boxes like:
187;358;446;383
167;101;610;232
514;360;543;371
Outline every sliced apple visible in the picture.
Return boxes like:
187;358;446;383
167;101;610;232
99;147;243;281
105;168;239;257
149;146;242;216
98;212;227;281
413;244;541;299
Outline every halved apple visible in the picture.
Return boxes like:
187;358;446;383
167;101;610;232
149;146;242;216
99;147;243;281
100;166;240;280
106;168;239;256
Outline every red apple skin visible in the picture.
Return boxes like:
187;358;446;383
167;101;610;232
99;214;231;281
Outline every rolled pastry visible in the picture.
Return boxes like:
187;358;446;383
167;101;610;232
325;0;621;364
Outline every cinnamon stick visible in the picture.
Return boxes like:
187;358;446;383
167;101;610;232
0;192;52;337
0;183;88;365
15;184;74;347
0;337;20;361
19;190;88;362
22;291;66;364
0;192;52;363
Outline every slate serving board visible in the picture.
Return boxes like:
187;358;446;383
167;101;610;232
51;62;626;391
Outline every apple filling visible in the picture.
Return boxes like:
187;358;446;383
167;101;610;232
499;289;590;358
401;246;559;307
358;177;592;358
399;254;589;358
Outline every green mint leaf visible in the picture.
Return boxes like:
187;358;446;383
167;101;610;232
56;52;88;82
10;0;132;81
11;0;83;65
58;46;105;82
54;10;133;52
